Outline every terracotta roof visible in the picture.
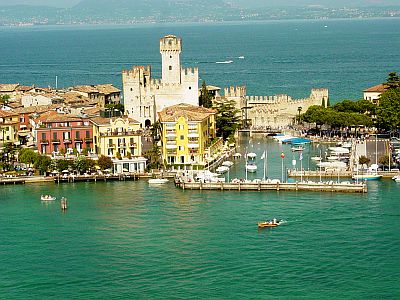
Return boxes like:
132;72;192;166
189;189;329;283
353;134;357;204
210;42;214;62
0;110;18;117
7;102;23;109
158;103;216;122
95;84;121;94
90;116;139;126
13;104;58;114
0;84;19;92
17;85;34;92
72;84;120;95
35;111;84;123
363;84;389;93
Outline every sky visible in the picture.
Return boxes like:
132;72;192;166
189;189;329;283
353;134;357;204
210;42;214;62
0;0;398;8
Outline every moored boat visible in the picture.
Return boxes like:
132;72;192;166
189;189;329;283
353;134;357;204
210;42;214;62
392;175;400;182
148;178;169;184
41;195;56;201
216;166;230;174
352;173;382;181
222;161;234;167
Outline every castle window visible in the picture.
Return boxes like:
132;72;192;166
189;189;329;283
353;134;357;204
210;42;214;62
170;55;172;59
169;66;172;71
130;88;132;91
189;87;191;90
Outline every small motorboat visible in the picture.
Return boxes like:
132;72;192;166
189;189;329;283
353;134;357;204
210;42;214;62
258;219;282;228
291;146;303;152
41;195;56;201
148;178;169;184
311;156;322;161
216;166;230;174
222;161;234;167
392;175;400;182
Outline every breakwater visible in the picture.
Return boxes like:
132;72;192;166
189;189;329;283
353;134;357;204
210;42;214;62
175;180;367;193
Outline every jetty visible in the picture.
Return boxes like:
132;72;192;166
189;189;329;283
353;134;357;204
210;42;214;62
175;180;367;193
0;177;25;185
288;170;400;179
54;173;139;183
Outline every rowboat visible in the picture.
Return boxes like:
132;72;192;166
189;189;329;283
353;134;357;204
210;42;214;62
148;178;169;184
41;195;56;201
258;219;282;228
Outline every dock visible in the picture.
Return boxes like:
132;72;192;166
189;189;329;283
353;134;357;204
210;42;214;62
288;170;400;179
0;177;25;185
175;181;367;193
54;173;139;183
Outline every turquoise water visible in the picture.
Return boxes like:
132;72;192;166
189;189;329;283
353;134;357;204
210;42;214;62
1;18;399;103
1;19;400;298
2;137;400;298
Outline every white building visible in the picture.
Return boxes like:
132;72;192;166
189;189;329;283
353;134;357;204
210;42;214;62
363;84;388;105
122;35;199;128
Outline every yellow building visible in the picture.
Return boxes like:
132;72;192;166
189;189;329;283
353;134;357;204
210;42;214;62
0;110;19;146
158;103;216;167
90;116;142;158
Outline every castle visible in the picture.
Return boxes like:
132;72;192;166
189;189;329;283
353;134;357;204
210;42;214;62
122;35;199;127
219;86;329;129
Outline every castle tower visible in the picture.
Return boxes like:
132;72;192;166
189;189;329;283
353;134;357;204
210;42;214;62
160;35;182;84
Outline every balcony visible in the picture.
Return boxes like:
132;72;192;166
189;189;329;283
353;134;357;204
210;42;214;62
51;139;60;144
118;143;126;148
100;130;142;137
108;144;116;148
166;141;177;149
165;131;177;138
188;133;199;138
63;139;72;144
74;138;83;143
129;143;137;148
188;143;199;149
84;137;93;143
40;139;49;145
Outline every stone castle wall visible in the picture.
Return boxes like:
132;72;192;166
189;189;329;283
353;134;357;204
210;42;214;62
222;86;329;129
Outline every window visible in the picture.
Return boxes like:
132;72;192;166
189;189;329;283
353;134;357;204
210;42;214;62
76;131;80;139
170;55;172;58
53;132;57;140
179;146;184;151
108;139;113;146
86;131;90;138
169;66;172;71
41;133;46;140
180;135;184;140
189;87;191;90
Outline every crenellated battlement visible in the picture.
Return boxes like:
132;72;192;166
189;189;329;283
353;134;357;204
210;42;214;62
160;35;182;52
224;86;247;98
122;65;151;81
181;67;198;76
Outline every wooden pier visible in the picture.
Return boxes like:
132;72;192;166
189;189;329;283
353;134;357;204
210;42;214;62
54;173;139;183
176;181;367;193
0;178;25;185
288;170;400;179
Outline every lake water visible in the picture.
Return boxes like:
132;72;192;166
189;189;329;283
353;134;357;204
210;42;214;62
1;19;400;298
0;18;399;103
1;135;400;299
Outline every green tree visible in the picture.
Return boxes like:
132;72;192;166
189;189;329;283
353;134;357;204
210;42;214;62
34;154;52;175
199;81;213;108
214;99;241;140
97;155;113;171
376;87;400;130
0;94;10;106
116;152;122;160
143;144;161;171
53;159;71;172
151;120;162;141
385;72;400;89
358;155;370;166
19;148;38;167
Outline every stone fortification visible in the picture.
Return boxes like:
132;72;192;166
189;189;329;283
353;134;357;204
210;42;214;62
122;35;199;127
222;86;328;129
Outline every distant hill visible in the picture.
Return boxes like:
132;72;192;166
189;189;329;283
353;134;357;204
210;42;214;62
0;0;398;26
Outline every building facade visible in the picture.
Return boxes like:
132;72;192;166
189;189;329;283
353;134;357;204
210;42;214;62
35;112;93;155
122;35;199;127
71;84;121;108
158;103;216;167
363;84;388;105
90;116;142;158
0;110;19;146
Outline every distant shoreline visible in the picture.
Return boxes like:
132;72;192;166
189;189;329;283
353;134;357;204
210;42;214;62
1;16;399;30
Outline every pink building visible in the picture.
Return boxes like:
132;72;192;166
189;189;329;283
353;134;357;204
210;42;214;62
35;112;93;155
